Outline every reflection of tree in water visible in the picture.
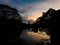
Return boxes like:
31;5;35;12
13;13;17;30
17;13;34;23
0;4;60;45
36;39;50;45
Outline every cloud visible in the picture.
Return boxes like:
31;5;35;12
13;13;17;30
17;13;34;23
16;6;33;13
0;0;10;3
28;0;60;11
0;0;60;21
21;0;60;20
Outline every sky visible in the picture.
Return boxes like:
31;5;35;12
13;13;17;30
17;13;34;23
0;0;60;21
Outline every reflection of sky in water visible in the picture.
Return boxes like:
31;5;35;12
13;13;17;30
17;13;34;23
20;30;50;44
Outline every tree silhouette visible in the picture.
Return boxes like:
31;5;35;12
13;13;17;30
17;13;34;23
35;8;60;45
0;4;22;21
0;4;24;45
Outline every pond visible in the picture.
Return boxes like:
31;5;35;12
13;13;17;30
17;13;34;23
20;30;50;45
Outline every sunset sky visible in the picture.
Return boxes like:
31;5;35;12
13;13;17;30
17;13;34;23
0;0;60;21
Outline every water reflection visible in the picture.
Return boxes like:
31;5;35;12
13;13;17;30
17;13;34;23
20;30;50;45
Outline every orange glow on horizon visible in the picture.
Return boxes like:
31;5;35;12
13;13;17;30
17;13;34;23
27;12;42;21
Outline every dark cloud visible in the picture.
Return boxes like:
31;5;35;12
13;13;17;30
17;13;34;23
0;0;11;3
16;5;34;13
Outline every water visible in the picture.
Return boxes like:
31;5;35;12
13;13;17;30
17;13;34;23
20;30;50;45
